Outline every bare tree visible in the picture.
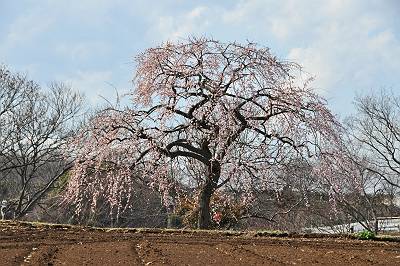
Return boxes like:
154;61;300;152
312;90;400;233
0;66;37;170
347;90;400;189
0;66;84;219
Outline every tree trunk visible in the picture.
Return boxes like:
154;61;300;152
198;180;213;229
197;160;220;229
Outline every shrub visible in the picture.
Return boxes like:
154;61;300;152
173;192;247;229
356;230;376;240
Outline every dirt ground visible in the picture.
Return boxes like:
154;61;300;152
1;221;400;265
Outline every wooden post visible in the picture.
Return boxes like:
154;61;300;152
1;200;7;220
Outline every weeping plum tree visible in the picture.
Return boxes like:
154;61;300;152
64;38;340;229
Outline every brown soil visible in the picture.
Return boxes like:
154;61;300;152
1;221;400;265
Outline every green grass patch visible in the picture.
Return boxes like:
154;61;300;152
355;230;376;240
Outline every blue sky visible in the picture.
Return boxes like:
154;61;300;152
1;0;399;117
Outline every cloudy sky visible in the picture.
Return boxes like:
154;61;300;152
1;0;399;117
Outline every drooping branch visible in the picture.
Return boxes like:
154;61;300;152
64;38;341;229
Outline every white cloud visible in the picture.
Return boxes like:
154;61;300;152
0;8;53;53
147;6;210;41
55;42;110;62
287;17;400;95
58;70;116;105
220;0;400;98
43;0;119;25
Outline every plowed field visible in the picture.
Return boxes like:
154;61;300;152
1;221;400;265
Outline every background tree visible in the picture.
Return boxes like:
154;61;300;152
0;66;83;219
312;89;400;233
348;90;400;189
0;66;36;171
64;38;341;229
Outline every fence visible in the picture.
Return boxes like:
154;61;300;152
305;217;400;234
